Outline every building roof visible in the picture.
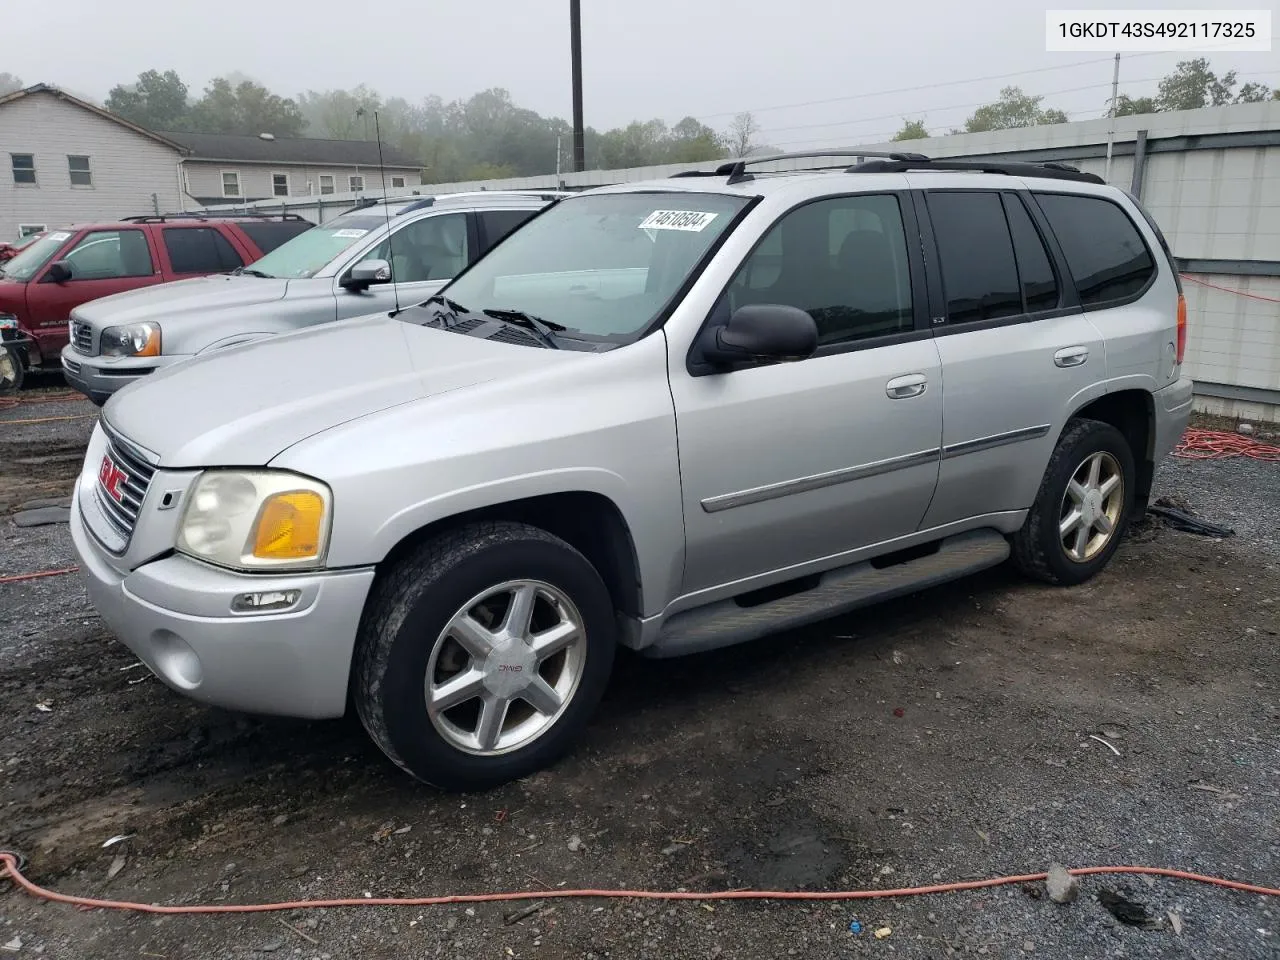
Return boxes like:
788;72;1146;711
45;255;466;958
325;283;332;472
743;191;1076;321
0;83;189;152
157;130;421;169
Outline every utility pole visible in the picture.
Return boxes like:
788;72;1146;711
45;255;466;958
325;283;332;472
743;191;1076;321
570;0;585;172
1104;52;1120;183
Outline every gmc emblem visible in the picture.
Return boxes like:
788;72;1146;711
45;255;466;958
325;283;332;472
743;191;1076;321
98;455;127;504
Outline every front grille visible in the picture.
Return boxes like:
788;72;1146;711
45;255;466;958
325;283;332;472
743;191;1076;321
94;431;157;541
72;320;94;355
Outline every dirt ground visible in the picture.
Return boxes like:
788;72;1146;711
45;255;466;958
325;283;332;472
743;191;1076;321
1;389;1278;960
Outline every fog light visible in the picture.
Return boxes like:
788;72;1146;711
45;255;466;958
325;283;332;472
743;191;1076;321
232;589;301;613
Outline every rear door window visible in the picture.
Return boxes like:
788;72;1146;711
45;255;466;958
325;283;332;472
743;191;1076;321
163;227;244;274
479;209;538;254
1033;193;1155;308
926;191;1021;324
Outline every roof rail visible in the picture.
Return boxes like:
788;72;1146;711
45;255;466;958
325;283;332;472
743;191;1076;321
711;149;931;185
847;158;1104;184
121;212;310;223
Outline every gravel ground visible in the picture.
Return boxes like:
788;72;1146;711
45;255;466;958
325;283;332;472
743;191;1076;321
1;394;1278;960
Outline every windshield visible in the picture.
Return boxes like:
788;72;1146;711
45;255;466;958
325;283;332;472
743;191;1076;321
244;211;389;279
432;191;749;340
0;230;73;282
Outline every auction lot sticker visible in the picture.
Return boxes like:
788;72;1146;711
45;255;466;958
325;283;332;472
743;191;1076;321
1047;9;1271;50
639;210;719;232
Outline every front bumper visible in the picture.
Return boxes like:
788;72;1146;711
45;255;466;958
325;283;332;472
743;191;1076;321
70;480;376;719
1153;375;1194;462
60;345;183;404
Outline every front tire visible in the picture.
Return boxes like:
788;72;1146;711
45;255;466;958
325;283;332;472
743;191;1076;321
1012;418;1135;586
0;346;23;396
354;521;616;791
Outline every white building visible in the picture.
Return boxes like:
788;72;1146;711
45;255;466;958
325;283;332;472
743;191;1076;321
0;83;424;239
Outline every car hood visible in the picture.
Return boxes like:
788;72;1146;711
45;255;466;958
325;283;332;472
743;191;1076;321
71;274;291;326
102;312;580;467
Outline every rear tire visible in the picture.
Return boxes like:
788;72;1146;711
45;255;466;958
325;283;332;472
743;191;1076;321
354;521;616;791
1012;418;1135;586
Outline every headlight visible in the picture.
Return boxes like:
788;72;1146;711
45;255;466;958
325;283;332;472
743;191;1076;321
0;314;17;330
176;470;332;571
100;322;161;358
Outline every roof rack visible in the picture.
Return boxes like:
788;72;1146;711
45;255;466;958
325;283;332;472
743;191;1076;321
703;149;931;185
121;212;310;223
847;158;1104;184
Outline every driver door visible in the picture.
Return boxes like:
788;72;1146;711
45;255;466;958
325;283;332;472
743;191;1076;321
669;192;944;596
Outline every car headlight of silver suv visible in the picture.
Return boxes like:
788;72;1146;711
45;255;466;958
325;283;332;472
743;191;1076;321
100;322;161;358
176;470;332;572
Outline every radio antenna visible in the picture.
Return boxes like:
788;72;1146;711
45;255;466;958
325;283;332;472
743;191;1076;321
373;110;401;314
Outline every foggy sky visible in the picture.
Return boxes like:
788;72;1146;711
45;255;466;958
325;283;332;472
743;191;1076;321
7;0;1278;146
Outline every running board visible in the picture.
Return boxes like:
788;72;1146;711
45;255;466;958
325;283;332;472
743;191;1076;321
644;529;1009;658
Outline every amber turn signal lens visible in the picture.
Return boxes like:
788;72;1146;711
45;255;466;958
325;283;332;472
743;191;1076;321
251;490;326;561
1175;294;1187;366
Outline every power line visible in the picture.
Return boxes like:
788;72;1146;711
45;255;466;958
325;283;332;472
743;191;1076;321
698;41;1280;123
754;69;1280;144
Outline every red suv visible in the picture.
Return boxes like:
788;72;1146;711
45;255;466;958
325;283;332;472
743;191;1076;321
0;214;311;374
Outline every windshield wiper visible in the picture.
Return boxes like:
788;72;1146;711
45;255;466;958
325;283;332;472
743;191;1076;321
235;267;274;279
412;293;469;324
482;308;565;349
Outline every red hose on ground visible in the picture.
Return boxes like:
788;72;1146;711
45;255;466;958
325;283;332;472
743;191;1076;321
0;566;79;585
1;853;1277;916
1174;428;1280;462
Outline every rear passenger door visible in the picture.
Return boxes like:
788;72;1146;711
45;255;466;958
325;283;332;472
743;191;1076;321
918;188;1107;529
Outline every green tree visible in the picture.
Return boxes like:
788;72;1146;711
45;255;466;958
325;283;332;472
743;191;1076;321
667;116;725;162
1113;94;1157;117
1156;58;1238;110
189;77;305;137
105;69;191;130
893;119;929;140
1235;82;1272;103
297;85;382;139
0;72;22;96
964;87;1068;132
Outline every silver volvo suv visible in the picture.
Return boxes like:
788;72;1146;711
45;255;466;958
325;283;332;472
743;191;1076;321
70;151;1193;790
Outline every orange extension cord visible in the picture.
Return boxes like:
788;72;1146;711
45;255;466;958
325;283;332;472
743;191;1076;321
1;854;1278;916
1174;428;1280;462
0;390;96;424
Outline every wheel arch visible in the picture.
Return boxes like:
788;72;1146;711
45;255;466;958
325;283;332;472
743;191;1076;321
372;490;645;623
1067;389;1156;517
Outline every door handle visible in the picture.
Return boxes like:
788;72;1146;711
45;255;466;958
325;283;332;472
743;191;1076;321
1054;346;1089;368
886;373;928;399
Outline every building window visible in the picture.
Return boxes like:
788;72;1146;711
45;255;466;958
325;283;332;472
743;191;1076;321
68;155;93;187
18;224;46;238
221;170;241;197
11;154;35;185
319;174;335;195
349;175;364;192
271;172;290;197
391;175;405;188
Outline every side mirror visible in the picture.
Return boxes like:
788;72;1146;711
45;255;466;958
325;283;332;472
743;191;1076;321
341;258;392;290
45;260;73;283
699;304;818;367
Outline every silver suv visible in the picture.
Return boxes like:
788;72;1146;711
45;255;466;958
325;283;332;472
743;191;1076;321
60;191;562;404
69;151;1193;790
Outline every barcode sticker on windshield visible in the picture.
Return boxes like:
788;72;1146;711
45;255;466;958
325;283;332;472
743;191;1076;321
638;210;719;232
48;232;71;242
331;229;368;238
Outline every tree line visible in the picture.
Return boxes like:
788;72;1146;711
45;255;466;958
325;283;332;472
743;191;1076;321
892;58;1277;140
2;60;1274;179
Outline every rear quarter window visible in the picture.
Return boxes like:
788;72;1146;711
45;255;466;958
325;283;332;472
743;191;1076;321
1033;193;1155;309
237;220;314;255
